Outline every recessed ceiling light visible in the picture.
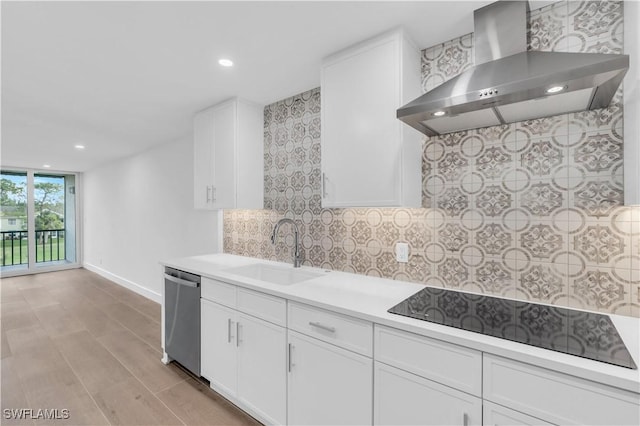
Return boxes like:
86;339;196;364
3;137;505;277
74;144;85;150
546;85;565;94
218;58;234;67
433;111;446;117
43;164;51;168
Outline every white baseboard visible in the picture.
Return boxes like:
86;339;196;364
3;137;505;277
83;262;162;303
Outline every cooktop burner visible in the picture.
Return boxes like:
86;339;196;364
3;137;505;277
388;287;637;369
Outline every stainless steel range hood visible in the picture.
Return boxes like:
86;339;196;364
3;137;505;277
397;1;629;137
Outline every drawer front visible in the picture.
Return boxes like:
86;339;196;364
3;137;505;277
482;401;554;426
237;287;286;327
484;354;640;425
201;277;236;308
374;325;482;396
374;362;482;426
288;302;373;356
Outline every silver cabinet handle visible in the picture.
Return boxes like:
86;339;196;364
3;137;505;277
206;186;211;203
462;413;468;426
236;322;241;347
227;318;232;343
164;274;199;288
309;321;336;333
288;343;293;372
322;173;328;198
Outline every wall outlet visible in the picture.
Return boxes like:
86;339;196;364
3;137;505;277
395;242;409;263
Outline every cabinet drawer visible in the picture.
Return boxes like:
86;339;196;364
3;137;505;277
374;362;482;426
484;354;640;425
483;401;553;426
201;277;236;308
237;287;286;327
288;302;373;356
374;325;481;396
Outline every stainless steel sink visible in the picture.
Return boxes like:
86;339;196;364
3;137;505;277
224;263;324;285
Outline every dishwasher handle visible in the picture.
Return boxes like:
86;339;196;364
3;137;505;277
164;273;200;288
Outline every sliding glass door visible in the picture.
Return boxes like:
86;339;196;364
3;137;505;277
0;171;28;270
1;168;79;275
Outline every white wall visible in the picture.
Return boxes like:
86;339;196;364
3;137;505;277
83;136;220;302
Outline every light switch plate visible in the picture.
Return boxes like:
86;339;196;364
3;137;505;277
396;242;409;263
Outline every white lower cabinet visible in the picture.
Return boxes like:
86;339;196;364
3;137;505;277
199;278;640;426
201;298;237;397
483;354;640;426
374;325;482;396
201;298;286;425
287;330;373;425
483;401;553;426
374;362;482;426
373;324;482;426
236;312;287;425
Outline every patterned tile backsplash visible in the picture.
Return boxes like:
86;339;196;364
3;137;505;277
224;0;639;317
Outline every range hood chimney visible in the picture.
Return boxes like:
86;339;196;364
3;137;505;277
397;0;629;137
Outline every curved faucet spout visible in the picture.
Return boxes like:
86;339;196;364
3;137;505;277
271;218;302;268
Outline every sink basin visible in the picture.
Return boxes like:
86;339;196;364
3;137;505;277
224;264;324;285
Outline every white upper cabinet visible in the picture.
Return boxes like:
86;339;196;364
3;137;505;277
624;0;639;205
321;28;422;208
193;98;263;210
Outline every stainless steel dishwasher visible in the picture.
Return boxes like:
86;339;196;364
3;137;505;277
164;267;201;376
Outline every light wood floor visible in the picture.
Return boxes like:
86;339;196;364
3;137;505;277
1;268;262;426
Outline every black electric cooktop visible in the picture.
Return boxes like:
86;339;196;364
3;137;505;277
388;287;637;369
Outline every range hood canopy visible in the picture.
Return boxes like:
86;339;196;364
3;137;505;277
397;1;629;137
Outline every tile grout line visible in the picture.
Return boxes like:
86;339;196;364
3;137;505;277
4;356;37;426
83;277;187;425
97;311;160;357
54;349;112;426
151;376;190;396
81;283;162;351
30;312;112;426
84;274;255;425
3;286;56;426
94;337;187;426
28;281;105;424
22;272;183;425
86;277;161;325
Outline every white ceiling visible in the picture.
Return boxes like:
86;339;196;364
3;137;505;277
0;0;515;172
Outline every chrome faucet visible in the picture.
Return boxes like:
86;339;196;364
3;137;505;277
271;218;302;268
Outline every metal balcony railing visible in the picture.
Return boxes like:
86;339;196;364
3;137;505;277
0;229;66;266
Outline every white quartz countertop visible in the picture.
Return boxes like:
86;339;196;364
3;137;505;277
161;253;640;394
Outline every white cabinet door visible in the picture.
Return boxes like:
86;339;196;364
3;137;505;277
321;29;421;208
200;299;237;398
237;312;287;425
483;401;554;426
193;108;215;210
193;98;263;210
211;101;236;209
374;362;482;426
288;330;372;426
